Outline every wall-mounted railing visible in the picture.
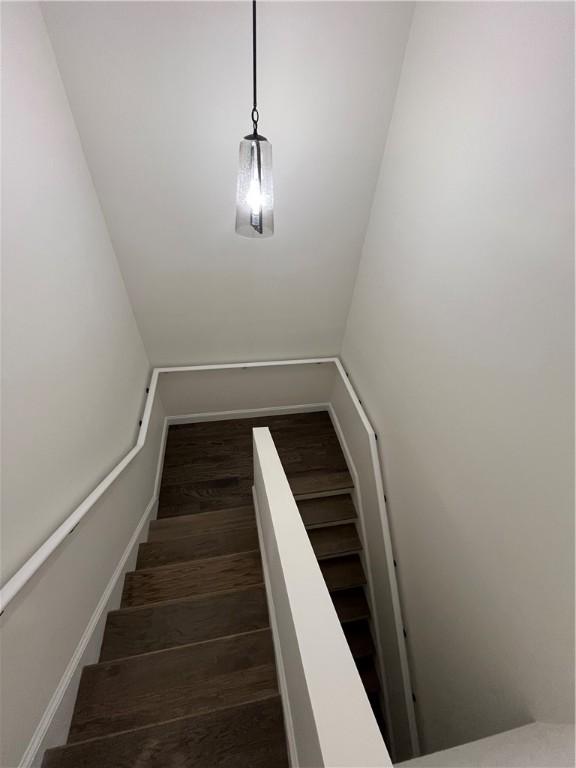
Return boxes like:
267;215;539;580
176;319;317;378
0;358;330;612
253;426;392;767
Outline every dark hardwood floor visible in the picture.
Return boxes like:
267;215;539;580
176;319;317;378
42;410;387;767
158;411;353;516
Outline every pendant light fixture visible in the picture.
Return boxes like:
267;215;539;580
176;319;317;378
235;0;274;238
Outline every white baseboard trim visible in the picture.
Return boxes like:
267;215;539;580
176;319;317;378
252;488;298;768
19;495;158;768
167;403;328;426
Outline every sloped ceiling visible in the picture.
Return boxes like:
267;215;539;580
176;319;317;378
43;1;413;365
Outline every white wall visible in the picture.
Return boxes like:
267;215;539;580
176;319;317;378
158;362;337;418
42;1;414;365
2;1;149;582
1;397;166;768
1;4;159;764
341;1;574;756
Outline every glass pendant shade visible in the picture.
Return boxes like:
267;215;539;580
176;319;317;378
235;134;274;238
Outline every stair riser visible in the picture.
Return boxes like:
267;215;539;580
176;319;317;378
308;523;362;560
331;588;371;624
297;493;357;525
320;556;366;592
343;621;375;659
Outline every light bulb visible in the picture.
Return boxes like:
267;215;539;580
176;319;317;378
235;135;274;238
246;178;263;216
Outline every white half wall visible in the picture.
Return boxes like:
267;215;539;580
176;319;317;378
253;426;391;768
341;0;574;756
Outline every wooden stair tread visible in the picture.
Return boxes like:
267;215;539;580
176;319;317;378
161;443;346;487
149;505;256;541
343;619;374;658
320;554;366;592
158;476;254;517
43;698;288;768
308;523;361;560
297;494;357;528
121;551;262;608
289;469;353;497
331;588;370;623
69;629;276;742
163;413;340;472
101;586;269;662
158;470;353;517
137;526;259;569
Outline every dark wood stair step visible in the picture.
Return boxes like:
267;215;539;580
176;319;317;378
161;455;253;487
100;586;269;662
297;494;357;528
356;656;380;694
158;469;353;518
69;629;276;743
158;477;254;517
331;587;370;623
320;554;366;592
308;524;361;560
43;697;288;768
161;443;346;487
150;506;256;535
163;413;341;469
136;526;259;569
289;469;353;497
121;551;262;608
158;412;351;516
343;619;374;658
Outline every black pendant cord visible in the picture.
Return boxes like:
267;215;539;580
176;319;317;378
251;0;259;135
248;0;263;233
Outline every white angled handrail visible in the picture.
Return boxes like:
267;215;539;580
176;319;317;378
0;367;161;612
0;358;335;612
253;426;392;767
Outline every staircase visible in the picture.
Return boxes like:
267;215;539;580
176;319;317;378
42;411;386;767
